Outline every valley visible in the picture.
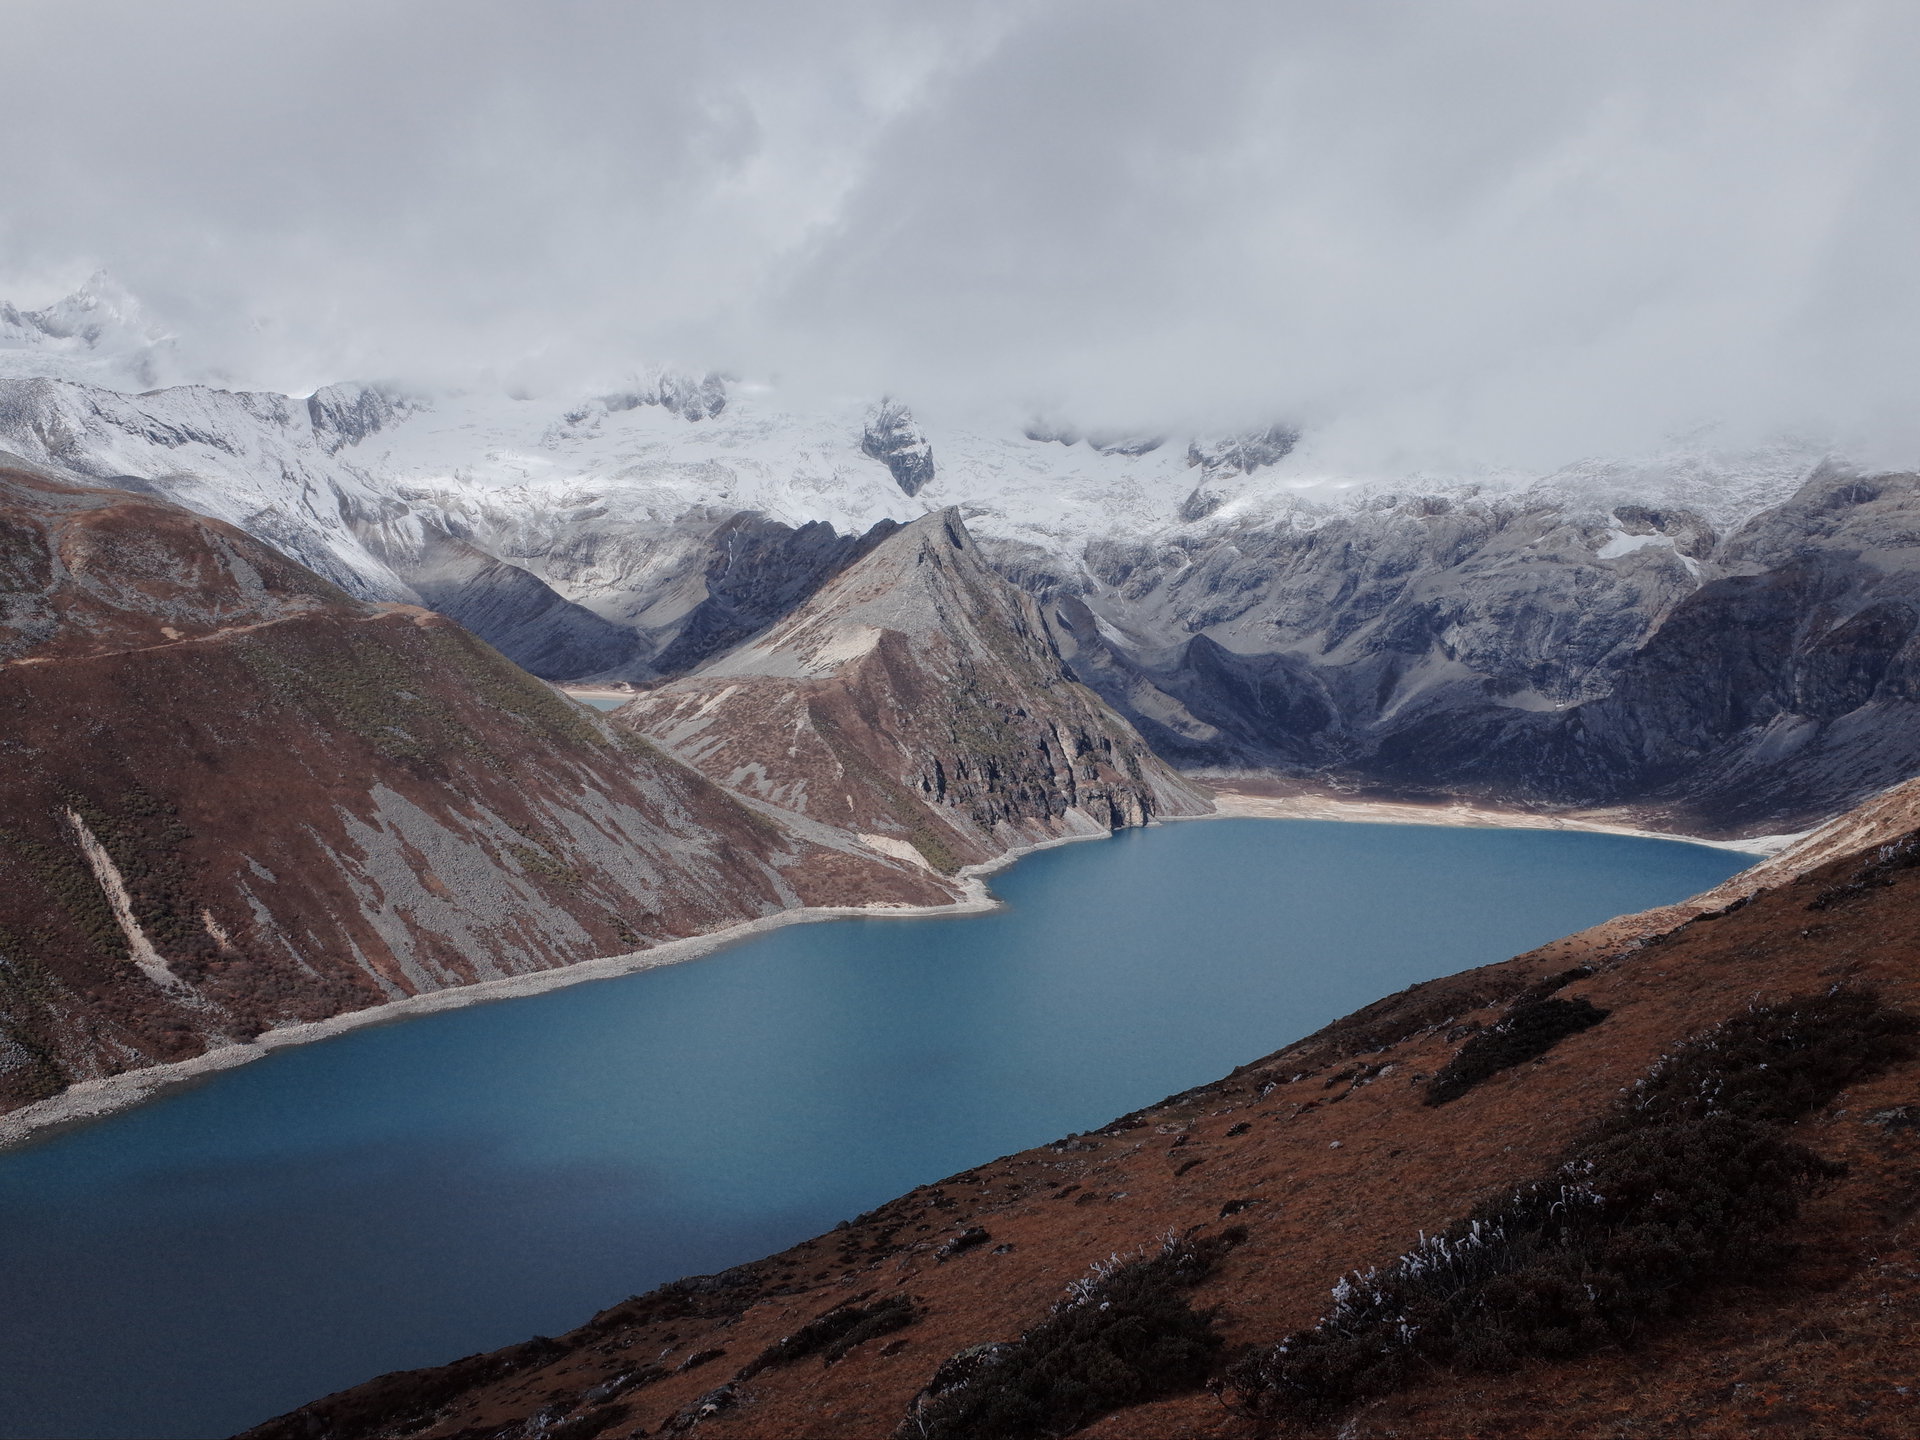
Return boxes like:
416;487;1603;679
6;10;1916;1437
245;794;1920;1440
4;282;1920;1439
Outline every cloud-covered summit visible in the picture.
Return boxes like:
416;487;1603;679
2;0;1915;471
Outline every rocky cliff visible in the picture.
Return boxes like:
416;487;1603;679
248;782;1920;1440
617;511;1211;872
0;457;954;1117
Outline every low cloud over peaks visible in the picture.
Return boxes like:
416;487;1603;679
2;0;1916;470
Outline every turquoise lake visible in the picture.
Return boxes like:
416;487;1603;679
0;819;1754;1438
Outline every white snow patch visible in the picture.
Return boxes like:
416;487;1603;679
1596;529;1676;559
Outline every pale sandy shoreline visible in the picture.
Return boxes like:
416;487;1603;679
0;827;1112;1152
0;794;1787;1151
1200;784;1801;855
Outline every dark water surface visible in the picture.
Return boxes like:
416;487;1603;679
0;820;1753;1438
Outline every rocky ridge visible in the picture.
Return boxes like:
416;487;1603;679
618;511;1211;872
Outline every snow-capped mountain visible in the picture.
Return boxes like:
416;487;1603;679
0;272;183;391
6;274;1917;834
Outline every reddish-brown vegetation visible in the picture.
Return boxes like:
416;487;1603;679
246;819;1920;1440
0;460;952;1115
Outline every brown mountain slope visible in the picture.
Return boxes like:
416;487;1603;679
618;510;1211;872
249;810;1920;1440
0;458;952;1118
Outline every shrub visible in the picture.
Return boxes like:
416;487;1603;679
1619;987;1918;1129
738;1294;919;1378
900;1230;1241;1440
1229;988;1915;1426
1426;996;1610;1106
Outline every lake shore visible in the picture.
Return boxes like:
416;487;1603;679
0;789;1788;1152
1200;779;1801;855
0;825;1117;1152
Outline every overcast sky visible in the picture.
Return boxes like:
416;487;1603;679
2;0;1915;468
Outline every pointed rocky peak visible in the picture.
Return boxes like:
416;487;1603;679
620;509;1211;871
307;382;422;453
1186;422;1300;476
1178;423;1301;522
600;369;728;422
1;270;153;345
0;272;180;390
861;398;936;495
691;509;1025;680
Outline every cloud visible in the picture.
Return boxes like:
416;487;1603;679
1;0;1915;468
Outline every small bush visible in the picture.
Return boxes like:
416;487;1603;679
1426;996;1610;1105
935;1227;992;1262
1230;988;1915;1427
739;1294;918;1378
1620;988;1918;1129
900;1230;1240;1440
1806;831;1920;910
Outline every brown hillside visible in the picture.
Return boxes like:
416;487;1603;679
0;458;951;1117
247;815;1920;1440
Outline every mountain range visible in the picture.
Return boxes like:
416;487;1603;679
5;277;1914;842
6;275;1920;1437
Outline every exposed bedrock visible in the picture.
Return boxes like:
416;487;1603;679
860;397;936;496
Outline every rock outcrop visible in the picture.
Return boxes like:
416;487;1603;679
245;780;1920;1440
619;511;1211;871
860;398;936;496
0;457;954;1117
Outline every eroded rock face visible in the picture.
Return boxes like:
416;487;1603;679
306;383;416;454
0;457;954;1116
618;511;1211;871
860;399;936;496
601;370;728;422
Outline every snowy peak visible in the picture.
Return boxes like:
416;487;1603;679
602;369;729;423
0;272;179;391
306;382;420;454
861;398;936;495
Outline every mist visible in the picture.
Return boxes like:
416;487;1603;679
2;0;1915;470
